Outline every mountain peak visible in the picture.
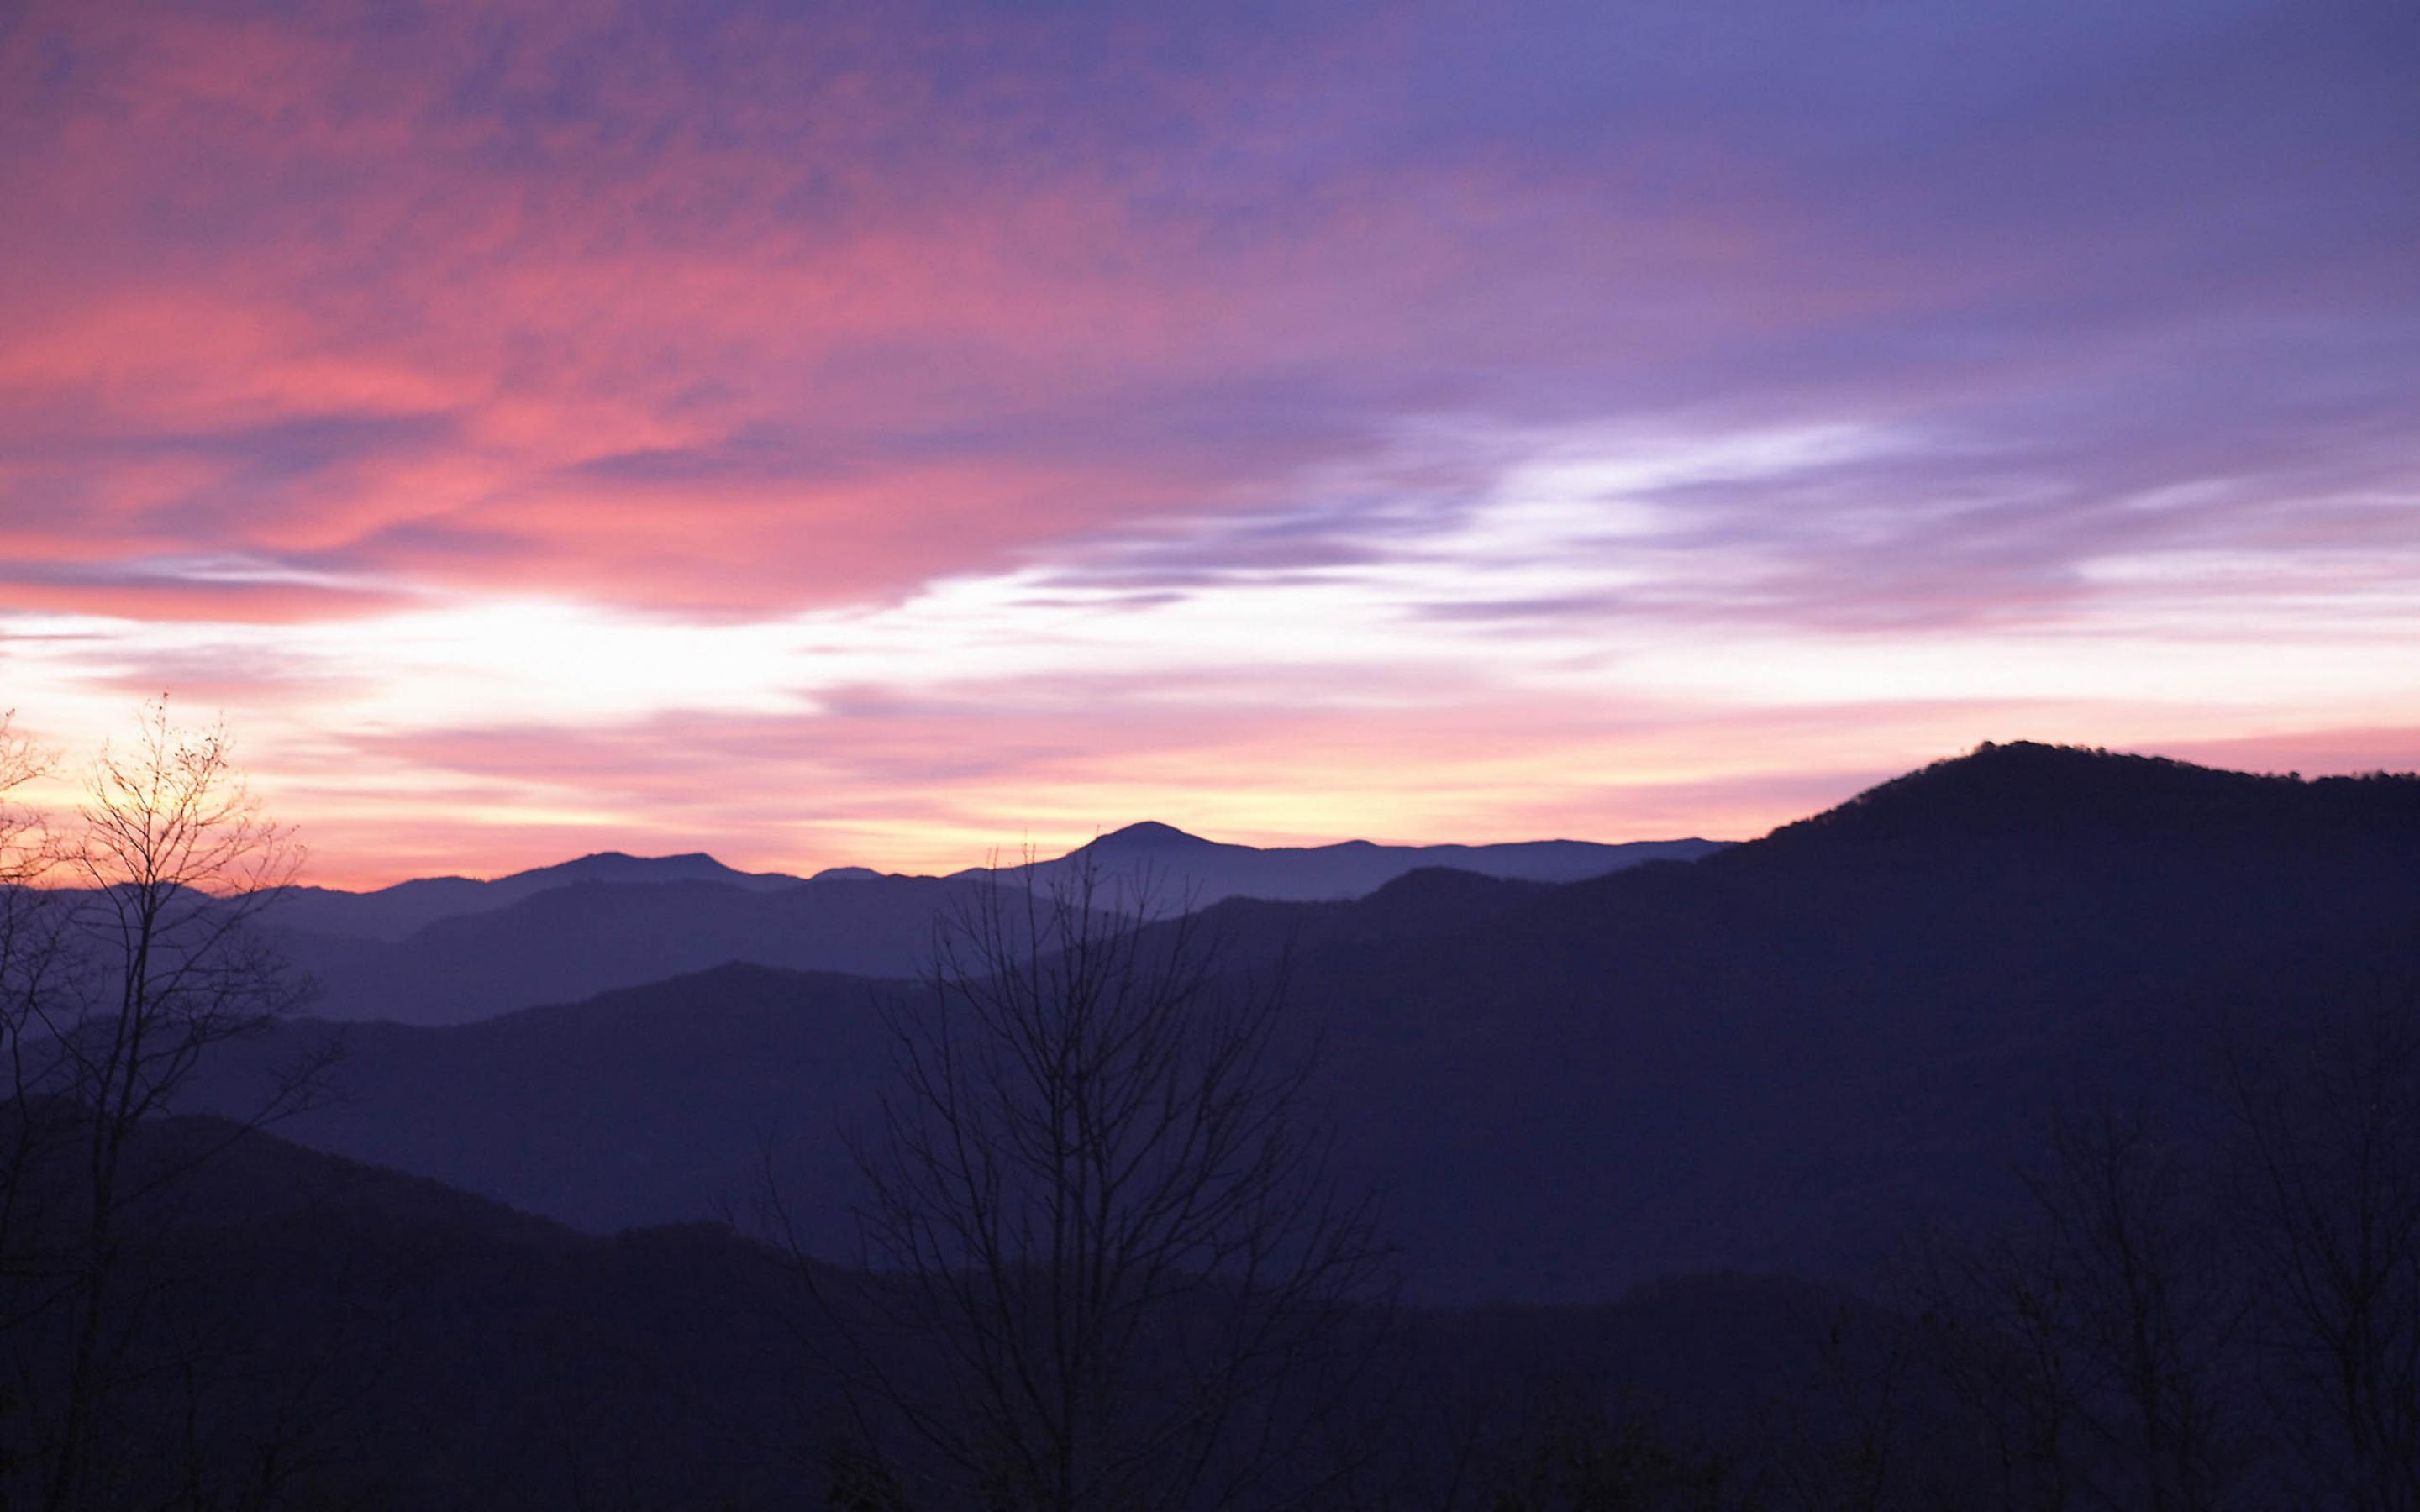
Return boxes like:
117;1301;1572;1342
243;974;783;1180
548;850;729;872
808;865;884;882
1761;739;2420;852
1085;821;1215;853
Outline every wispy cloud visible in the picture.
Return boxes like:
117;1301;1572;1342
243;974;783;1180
1;0;2412;880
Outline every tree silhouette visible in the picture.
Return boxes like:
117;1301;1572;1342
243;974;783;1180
0;713;61;1499
0;700;329;1512
784;853;1388;1512
2226;996;2420;1512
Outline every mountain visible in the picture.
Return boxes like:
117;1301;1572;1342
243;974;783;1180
1264;743;2420;1299
183;963;903;1231
271;873;1065;1025
189;743;2420;1302
0;1110;1856;1510
62;742;2420;1506
962;822;1726;910
267;830;1721;1025
276;831;1715;948
0;1110;821;1509
269;849;805;942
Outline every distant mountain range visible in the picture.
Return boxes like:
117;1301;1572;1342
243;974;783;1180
272;850;819;942
262;827;1724;1024
960;823;1724;913
190;742;2420;1304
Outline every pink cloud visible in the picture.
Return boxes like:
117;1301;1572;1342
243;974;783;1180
3;0;2413;884
0;0;2045;621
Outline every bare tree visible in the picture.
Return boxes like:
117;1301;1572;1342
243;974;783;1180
1766;1308;1925;1512
0;700;326;1512
1888;1100;2246;1512
785;853;1389;1512
1896;1221;2089;1512
2225;995;2420;1512
0;713;63;1499
1425;1367;1743;1512
0;710;59;1219
2022;1104;2243;1512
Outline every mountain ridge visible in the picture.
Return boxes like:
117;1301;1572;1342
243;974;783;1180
275;848;808;941
187;741;2420;1300
262;827;1730;1021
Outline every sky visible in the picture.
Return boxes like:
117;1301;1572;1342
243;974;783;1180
2;0;2415;887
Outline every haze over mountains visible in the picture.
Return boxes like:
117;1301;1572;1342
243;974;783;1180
263;826;1723;1025
969;823;1723;911
190;742;2420;1304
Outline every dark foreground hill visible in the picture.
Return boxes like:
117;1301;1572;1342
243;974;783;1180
0;1111;810;1509
0;1114;1855;1511
187;743;2420;1303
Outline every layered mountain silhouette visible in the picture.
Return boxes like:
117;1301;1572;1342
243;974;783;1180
271;849;806;942
271;875;1019;1026
264;827;1719;1024
963;823;1723;911
187;743;2420;1303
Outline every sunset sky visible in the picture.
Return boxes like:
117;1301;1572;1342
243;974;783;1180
3;0;2415;887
